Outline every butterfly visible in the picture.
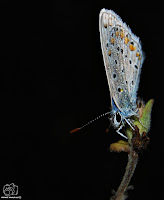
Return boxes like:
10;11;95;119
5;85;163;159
99;9;144;138
70;9;144;139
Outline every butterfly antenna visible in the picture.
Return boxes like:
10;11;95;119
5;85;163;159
70;111;111;133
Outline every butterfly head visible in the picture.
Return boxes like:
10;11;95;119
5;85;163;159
112;111;122;128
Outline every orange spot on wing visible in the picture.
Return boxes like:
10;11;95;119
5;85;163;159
129;44;136;51
111;38;115;44
108;50;111;56
124;37;129;45
108;18;113;26
136;52;140;57
116;31;119;37
136;52;141;60
120;31;124;39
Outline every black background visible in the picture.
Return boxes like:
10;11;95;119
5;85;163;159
0;1;163;200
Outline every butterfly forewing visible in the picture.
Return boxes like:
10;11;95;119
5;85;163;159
99;9;144;116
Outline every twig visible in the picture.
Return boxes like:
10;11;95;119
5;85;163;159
110;146;138;200
109;98;154;199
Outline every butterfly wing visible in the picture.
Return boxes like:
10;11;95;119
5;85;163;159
99;9;144;116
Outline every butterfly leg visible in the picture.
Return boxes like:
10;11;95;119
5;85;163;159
124;118;135;130
126;118;148;130
116;125;128;139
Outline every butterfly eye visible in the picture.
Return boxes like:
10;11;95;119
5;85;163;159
116;112;121;122
113;112;122;127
